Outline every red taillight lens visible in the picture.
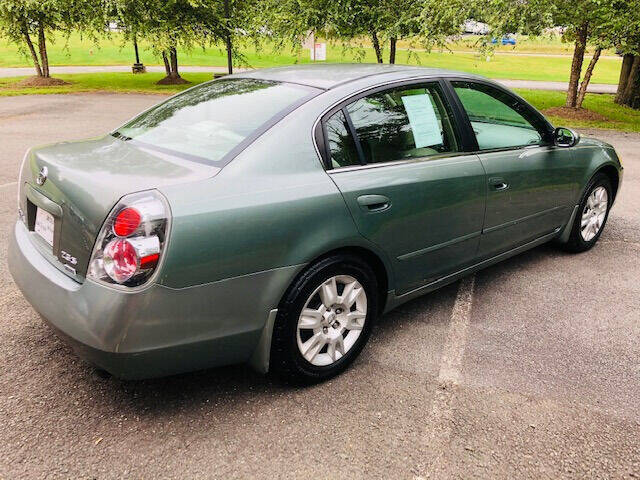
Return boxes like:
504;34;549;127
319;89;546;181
88;190;170;288
140;253;159;269
113;207;141;237
103;239;138;283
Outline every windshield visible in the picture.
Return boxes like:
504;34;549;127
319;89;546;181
114;78;318;164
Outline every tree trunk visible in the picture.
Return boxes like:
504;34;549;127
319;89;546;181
615;54;634;104
37;23;50;78
170;47;180;77
619;55;640;109
162;51;171;76
224;0;233;74
370;30;383;63
389;37;397;64
22;24;42;77
576;47;602;108
565;24;588;108
158;46;189;85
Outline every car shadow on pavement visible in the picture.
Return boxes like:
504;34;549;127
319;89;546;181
30;240;567;417
90;285;461;409
31;280;462;416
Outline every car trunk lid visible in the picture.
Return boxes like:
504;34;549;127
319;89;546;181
19;135;219;280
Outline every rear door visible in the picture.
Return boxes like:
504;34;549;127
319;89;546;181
319;81;486;294
450;80;580;258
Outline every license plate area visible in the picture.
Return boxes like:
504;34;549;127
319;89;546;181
34;207;55;247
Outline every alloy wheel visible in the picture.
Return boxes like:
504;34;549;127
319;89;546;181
580;186;608;242
296;275;367;367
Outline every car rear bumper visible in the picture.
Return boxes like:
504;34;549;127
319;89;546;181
9;221;298;379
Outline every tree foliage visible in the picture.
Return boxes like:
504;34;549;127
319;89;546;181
110;0;223;84
0;0;104;79
262;0;465;64
605;0;640;108
480;0;639;109
109;0;263;82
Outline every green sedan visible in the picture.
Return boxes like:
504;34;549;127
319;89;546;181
9;64;623;383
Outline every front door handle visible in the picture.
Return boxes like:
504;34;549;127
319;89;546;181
489;177;509;191
356;194;391;212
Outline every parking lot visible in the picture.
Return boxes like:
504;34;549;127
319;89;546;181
0;93;639;479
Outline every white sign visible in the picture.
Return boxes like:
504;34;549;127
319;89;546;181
312;43;326;61
401;94;442;148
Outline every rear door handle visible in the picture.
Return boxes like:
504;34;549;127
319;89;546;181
356;194;391;212
489;177;509;191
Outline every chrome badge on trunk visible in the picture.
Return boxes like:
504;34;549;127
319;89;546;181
36;166;48;186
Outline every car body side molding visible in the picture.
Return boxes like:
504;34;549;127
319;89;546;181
385;227;562;312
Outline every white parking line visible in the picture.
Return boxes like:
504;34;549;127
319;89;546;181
437;275;476;385
419;275;476;478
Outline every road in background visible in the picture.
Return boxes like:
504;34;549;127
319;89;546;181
0;94;638;479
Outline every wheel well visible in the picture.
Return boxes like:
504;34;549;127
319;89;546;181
597;165;619;201
297;246;390;314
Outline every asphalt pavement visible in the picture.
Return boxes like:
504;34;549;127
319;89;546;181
0;94;638;479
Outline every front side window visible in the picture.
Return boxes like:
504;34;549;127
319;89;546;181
115;78;318;164
452;81;544;150
341;84;459;165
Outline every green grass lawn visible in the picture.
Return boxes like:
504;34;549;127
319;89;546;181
1;72;637;132
0;33;623;84
0;72;208;96
517;89;640;132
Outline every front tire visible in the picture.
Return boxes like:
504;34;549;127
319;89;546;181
562;173;612;253
270;254;378;384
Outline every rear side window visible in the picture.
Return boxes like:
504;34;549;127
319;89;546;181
115;78;318;164
452;81;544;150
345;83;459;165
324;110;361;168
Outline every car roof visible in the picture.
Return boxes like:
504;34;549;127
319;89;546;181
235;63;485;90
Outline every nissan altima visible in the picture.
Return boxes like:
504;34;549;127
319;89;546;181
9;64;623;383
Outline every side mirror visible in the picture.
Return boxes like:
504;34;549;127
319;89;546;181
554;127;580;148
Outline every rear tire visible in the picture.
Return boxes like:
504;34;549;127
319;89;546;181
561;173;612;253
270;254;378;385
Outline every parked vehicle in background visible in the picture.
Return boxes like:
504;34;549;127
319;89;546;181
463;19;490;35
9;64;623;384
492;35;517;45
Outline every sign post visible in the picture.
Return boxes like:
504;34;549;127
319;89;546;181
302;31;315;60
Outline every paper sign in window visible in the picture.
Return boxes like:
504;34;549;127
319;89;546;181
401;94;443;148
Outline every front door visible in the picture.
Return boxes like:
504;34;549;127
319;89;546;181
451;80;581;258
321;81;486;294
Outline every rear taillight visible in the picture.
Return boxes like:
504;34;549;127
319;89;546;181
87;190;170;288
113;207;142;237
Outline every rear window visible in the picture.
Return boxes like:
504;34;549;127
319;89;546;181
114;78;318;164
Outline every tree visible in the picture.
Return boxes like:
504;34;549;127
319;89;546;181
609;0;640;109
481;0;619;109
553;0;617;108
211;0;263;74
111;0;225;84
325;0;395;64
262;0;467;64
418;0;475;54
385;0;424;63
0;0;103;83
